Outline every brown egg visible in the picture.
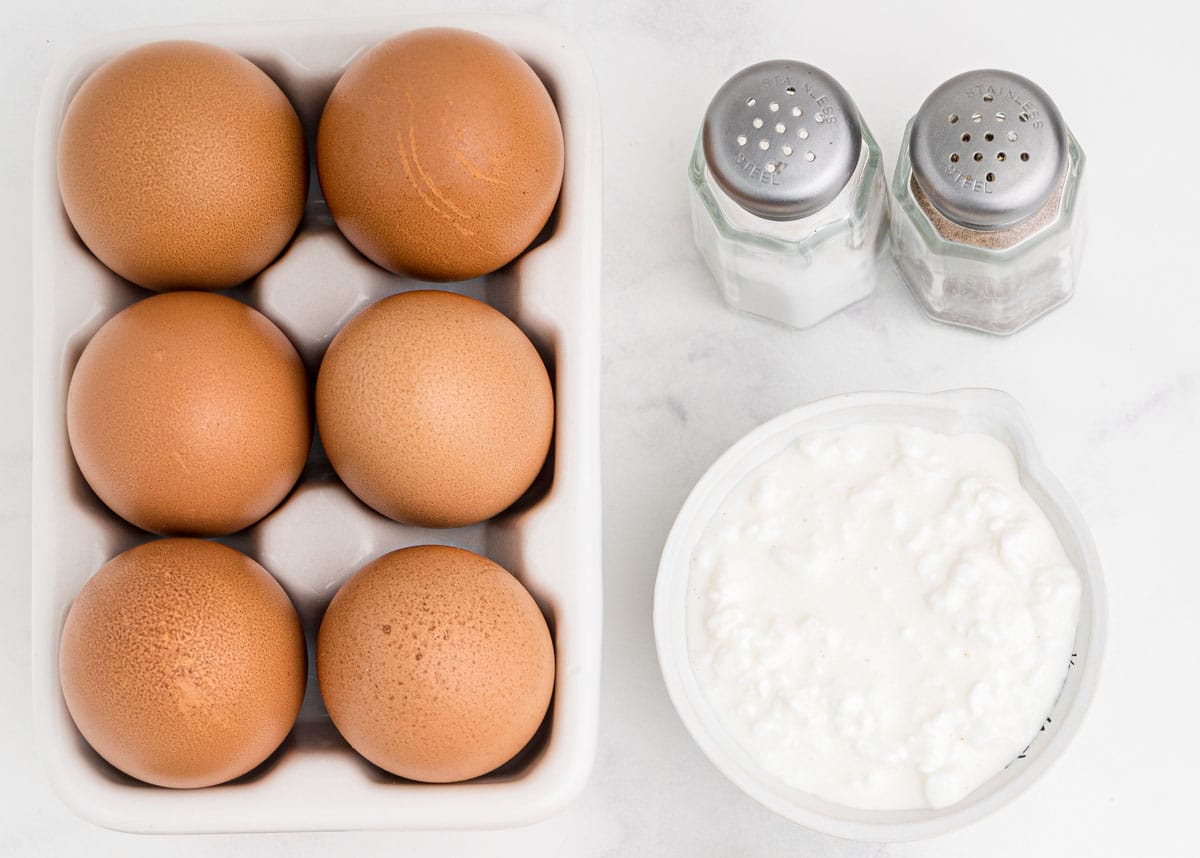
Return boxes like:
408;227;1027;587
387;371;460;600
67;292;310;536
317;545;554;782
57;40;307;291
316;28;564;281
315;290;553;528
59;539;306;788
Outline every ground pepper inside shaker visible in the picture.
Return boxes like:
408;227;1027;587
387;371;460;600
687;60;890;330
890;69;1087;335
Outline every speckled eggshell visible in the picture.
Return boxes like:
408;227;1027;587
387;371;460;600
316;28;564;281
57;40;307;291
315;289;553;528
58;539;307;789
66;291;311;536
316;544;555;783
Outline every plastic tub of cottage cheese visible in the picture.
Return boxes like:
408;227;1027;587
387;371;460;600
653;389;1105;842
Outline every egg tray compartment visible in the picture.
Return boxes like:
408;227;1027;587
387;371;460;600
30;15;601;833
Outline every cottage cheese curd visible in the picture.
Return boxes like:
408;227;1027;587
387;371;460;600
688;424;1081;810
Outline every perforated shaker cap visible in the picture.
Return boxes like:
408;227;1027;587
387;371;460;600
909;69;1069;231
702;61;863;221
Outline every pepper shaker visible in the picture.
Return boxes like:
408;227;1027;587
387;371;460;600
688;61;890;329
890;69;1086;335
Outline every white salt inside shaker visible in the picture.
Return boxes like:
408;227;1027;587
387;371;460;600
687;60;891;329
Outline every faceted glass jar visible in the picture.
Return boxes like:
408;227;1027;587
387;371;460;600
689;60;891;330
891;111;1087;336
688;129;890;329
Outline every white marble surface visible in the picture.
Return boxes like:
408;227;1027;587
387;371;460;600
3;0;1197;855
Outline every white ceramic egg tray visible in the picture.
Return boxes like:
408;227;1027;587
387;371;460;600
31;15;601;833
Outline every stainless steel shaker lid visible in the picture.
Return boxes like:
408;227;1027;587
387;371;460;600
909;69;1069;230
702;60;863;221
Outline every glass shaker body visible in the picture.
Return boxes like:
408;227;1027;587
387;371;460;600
890;69;1087;335
688;61;891;330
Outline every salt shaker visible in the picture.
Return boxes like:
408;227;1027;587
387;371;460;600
688;60;890;329
890;69;1086;335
